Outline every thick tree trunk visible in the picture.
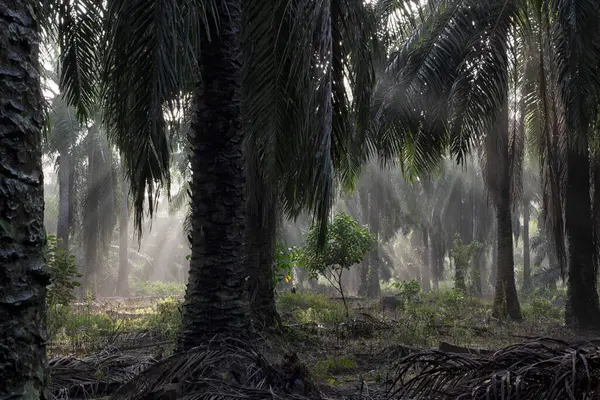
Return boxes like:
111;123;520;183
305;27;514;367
367;203;381;298
56;148;70;250
117;171;129;296
358;260;369;297
492;177;522;320
245;202;279;328
421;227;431;291
358;190;371;297
490;226;498;288
491;105;521;320
367;241;381;298
522;198;531;291
565;136;600;329
0;3;49;398
178;0;249;350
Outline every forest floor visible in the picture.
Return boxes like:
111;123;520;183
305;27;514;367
47;288;585;399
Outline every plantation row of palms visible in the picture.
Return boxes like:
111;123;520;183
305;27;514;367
3;0;600;398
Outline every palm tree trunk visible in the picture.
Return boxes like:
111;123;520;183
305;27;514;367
421;227;431;291
491;106;521;320
490;225;498;288
367;203;381;298
0;3;48;398
358;190;370;296
493;193;521;319
565;135;600;329
117;171;129;296
367;240;381;297
245;202;280;328
178;0;249;350
57;147;70;250
522;197;531;291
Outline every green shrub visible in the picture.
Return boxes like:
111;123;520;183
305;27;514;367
45;235;81;307
314;356;357;376
131;280;186;297
522;298;563;322
390;279;421;310
145;297;182;340
277;291;347;324
295;212;374;316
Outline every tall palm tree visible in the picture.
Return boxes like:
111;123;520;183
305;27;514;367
177;0;251;348
373;0;600;326
47;96;80;250
117;165;130;296
0;3;48;398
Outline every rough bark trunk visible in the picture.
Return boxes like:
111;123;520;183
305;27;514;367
367;241;381;298
491;105;521;320
358;190;370;297
178;0;249;350
522;198;531;292
358;261;368;297
565;135;600;329
245;202;279;328
56;147;70;250
492;176;522;320
367;203;381;298
117;171;129;296
0;3;49;398
421;227;431;291
490;216;498;289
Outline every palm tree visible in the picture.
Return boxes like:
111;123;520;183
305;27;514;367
47;96;80;250
177;0;251;349
117;166;130;296
373;0;600;326
0;3;48;398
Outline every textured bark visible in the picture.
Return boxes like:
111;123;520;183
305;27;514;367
245;202;279;328
367;200;380;298
357;261;369;297
565;136;600;330
421;227;431;291
56;148;70;250
522;198;531;291
358;191;370;297
0;2;49;398
366;244;380;298
492;187;522;320
117;171;129;296
491;104;521;320
490;227;498;287
178;0;249;350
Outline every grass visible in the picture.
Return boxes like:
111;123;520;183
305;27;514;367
47;286;570;399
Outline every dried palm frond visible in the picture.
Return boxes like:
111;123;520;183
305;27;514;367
388;338;600;399
48;349;157;399
112;336;319;400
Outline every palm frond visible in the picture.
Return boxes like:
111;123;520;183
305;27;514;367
389;338;600;399
49;350;157;399
102;0;217;236
53;0;104;120
112;337;313;400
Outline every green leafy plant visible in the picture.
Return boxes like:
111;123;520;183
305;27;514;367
390;279;421;310
450;235;483;292
273;238;295;285
131;280;186;297
314;356;357;377
45;235;81;308
296;212;374;317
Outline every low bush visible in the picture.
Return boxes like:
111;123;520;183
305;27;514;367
277;291;347;324
130;280;186;297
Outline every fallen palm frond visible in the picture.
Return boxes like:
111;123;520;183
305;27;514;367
48;348;158;399
112;336;319;400
388;337;600;399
